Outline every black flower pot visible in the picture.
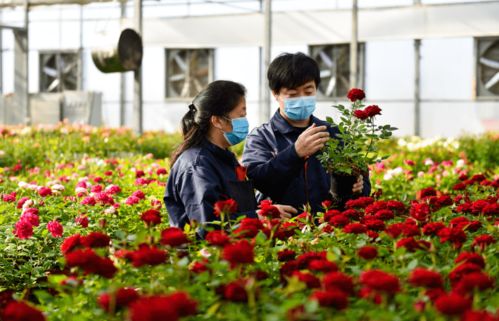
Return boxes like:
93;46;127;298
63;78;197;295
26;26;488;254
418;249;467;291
329;170;364;209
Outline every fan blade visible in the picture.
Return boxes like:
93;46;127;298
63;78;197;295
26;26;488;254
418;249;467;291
484;72;499;90
43;66;58;78
47;78;60;92
319;51;333;68
480;57;499;70
325;76;337;97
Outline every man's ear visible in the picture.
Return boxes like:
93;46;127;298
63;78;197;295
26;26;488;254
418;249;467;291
272;91;280;102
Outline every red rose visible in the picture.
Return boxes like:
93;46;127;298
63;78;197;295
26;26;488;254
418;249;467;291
129;296;178;321
471;235;495;250
323;272;354;294
422;222;446;236
47;221;63;238
128;245;167;267
2;301;46;321
258;200;281;219
353;109;368;120
140;209;161;226
81;232;111;248
167;292;197;317
189;260;209;274
156;168;168;175
222;240;254;266
434;292;471;316
345;196;374;209
13;220;33;239
60;234;82;254
385;223;404;238
131;190;145;200
218;280;248;302
310;289;348;309
307;260;338;273
358;246;377;260
98;288;140;312
410;202;431;222
38;186;52;197
75;215;89;228
277;250;296;262
363;218;385;231
347;88;366;102
329;214;349;227
214;199;238;217
462;310;498;321
449;263;482;286
408;268;443;289
438;227;466;248
17;197;30;209
396;237;431;252
364;105;382;117
343;223;367;234
160;227;189;247
296;251;327;269
454;272;494;295
374;209;394;220
206;230;231;247
455;252;485;268
292;271;320;289
360;270;400;295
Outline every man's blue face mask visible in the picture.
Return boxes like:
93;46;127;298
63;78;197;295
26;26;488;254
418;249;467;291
283;96;317;121
223;117;249;146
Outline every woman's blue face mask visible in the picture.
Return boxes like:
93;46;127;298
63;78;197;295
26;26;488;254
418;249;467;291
223;117;249;146
283;96;317;121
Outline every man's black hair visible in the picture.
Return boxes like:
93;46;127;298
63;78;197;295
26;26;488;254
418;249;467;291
267;52;321;93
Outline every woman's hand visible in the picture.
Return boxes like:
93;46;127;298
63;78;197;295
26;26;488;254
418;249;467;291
352;175;363;194
273;204;298;220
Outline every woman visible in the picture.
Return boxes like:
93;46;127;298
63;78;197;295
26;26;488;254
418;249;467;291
164;80;296;237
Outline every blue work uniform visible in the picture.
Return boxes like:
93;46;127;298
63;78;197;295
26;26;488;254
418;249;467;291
242;110;371;213
164;139;257;236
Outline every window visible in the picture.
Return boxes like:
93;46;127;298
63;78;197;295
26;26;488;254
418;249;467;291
309;44;365;98
39;51;80;93
476;37;499;98
165;48;214;98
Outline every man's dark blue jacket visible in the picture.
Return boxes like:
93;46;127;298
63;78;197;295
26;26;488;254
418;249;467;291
242;110;371;213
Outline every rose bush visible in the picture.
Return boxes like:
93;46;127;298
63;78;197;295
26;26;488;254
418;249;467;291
0;125;497;321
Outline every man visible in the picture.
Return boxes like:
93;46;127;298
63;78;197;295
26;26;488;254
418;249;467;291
242;52;370;214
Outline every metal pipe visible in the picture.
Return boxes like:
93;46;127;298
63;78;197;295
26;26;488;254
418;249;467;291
133;0;143;134
260;0;271;124
120;0;126;127
24;0;30;125
350;0;358;88
414;0;421;136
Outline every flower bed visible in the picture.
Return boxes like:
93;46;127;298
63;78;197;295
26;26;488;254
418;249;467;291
0;126;497;321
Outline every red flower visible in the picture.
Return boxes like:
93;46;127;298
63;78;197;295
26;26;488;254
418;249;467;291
222;240;254;266
292;271;320;289
81;232;111;248
364;105;382;117
160;227;188;247
449;263;482;286
422;222;446;236
462;310;499;321
235;165;247;181
385;223;404;238
329;214;349;227
453;272;494;294
307;260;338;273
455;252;485;268
60;234;82;254
13;220;33;239
358;246;378;260
47;221;63;238
345;196;374;209
410;202;431;222
347;88;366;102
277;250;296;262
128;245;167;267
189;260;210;274
296;251;327;269
396;237;431;252
360;270;400;295
408;268;443;289
38;186;52;197
257;200;281;219
156;168;168;176
323;272;354;295
140;209;161;226
99;288;139;312
131;190;145;200
129;296;178;321
353;109;368;120
218;280;248;302
167;292;197;317
213;199;238;217
2;192;16;203
434;292;471;316
343;223;367;234
363;218;385;231
2;301;46;321
206;230;231;247
374;209;394;220
438;227;467;248
75;215;89;228
472;235;495;250
310;289;348;309
17;197;30;209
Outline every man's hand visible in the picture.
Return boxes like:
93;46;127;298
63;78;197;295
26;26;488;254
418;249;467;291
273;204;298;220
352;175;363;194
294;124;330;158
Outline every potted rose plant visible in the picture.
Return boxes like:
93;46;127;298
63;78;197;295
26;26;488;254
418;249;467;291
318;88;397;205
